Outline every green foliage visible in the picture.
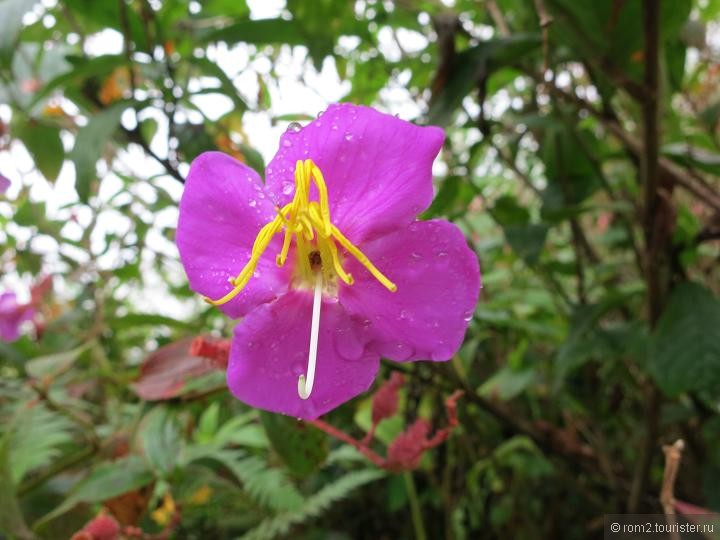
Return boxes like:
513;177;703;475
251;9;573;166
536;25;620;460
649;283;720;396
239;469;385;540
70;102;127;203
259;412;329;476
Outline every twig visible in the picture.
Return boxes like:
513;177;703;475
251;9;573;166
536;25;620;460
660;439;685;540
629;0;663;513
308;419;387;468
485;0;510;36
545;83;720;213
123;127;185;183
532;0;554;72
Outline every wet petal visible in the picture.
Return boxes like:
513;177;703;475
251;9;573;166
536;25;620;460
227;290;379;419
265;103;444;243
339;220;480;362
176;152;291;318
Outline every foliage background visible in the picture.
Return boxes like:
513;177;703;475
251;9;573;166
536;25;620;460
1;0;719;538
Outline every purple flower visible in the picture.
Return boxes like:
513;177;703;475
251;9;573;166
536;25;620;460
0;292;36;342
176;103;480;419
0;174;10;194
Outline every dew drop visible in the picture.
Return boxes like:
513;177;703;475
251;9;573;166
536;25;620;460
410;252;422;261
282;139;292;148
248;199;257;207
282;182;294;195
344;132;353;141
393;342;413;361
334;327;364;361
437;251;448;258
287;121;302;133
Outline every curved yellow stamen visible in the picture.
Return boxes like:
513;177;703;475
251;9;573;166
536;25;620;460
330;224;397;292
205;158;397;306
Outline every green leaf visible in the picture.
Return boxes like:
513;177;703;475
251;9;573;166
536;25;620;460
138;406;182;477
428;35;540;126
491;195;548;264
186;449;304;512
70;102;127;203
649;282;720;396
662;143;720;175
30;54;126;106
8;405;74;485
25;341;92;378
35;455;154;527
112;312;193;330
239;469;385;540
424;176;475;219
479;366;536;401
14;121;64;181
260;412;328;477
0;0;37;65
203;19;307;47
0;422;34;540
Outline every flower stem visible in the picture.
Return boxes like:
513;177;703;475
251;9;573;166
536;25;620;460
403;471;427;540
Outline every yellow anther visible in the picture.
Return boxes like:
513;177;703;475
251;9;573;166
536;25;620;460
205;158;397;306
330;224;397;292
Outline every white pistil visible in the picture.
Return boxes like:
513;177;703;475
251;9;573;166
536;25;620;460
298;273;323;400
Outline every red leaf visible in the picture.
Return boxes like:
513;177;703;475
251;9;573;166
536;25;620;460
372;372;405;424
386;419;431;471
131;338;221;401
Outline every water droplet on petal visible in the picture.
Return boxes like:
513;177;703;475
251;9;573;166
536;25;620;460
334;326;364;361
287;121;302;133
410;252;422;261
437;251;448;258
393;342;413;361
248;199;257;207
282;182;294;195
282;139;292;148
344;132;353;141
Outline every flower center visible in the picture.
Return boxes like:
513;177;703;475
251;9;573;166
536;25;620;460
204;158;397;307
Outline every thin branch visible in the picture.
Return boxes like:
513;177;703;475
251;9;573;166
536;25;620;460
485;0;511;36
547;84;720;212
660;439;685;540
124;126;185;183
532;0;554;72
629;0;663;513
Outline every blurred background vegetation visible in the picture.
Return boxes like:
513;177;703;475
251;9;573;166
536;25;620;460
1;0;719;538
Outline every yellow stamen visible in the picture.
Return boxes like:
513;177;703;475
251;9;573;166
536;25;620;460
205;158;396;306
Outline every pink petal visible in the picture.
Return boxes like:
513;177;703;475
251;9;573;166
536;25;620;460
265;103;444;243
0;174;10;194
176;152;291;318
227;291;379;419
0;292;35;342
339;220;480;362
